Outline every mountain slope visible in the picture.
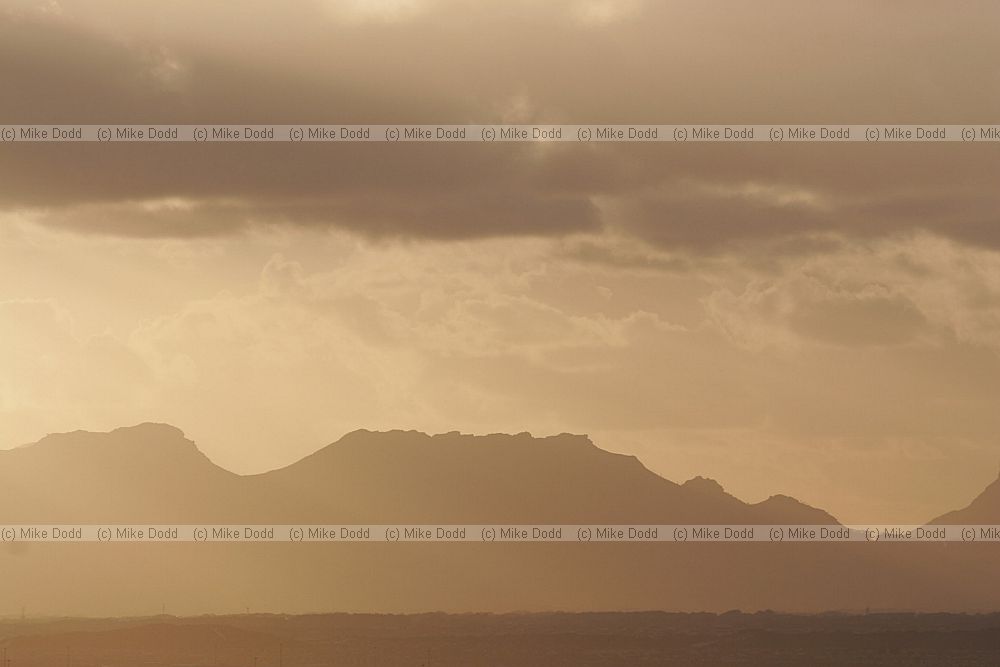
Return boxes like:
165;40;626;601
0;425;835;525
0;423;245;522
930;473;1000;524
253;429;837;524
0;424;994;617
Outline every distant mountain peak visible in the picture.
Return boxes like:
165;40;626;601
682;476;727;495
4;423;227;482
109;422;191;446
330;429;598;451
0;423;236;523
30;422;192;451
337;428;431;443
115;422;187;438
752;494;839;524
761;493;799;504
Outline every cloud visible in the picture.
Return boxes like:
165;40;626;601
559;235;694;273
701;233;1000;354
786;287;928;347
0;298;151;444
4;0;1000;526
26;192;601;240
3;224;1000;521
706;277;933;350
2;4;1000;251
321;0;433;23
571;0;644;26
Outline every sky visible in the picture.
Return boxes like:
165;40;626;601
1;0;1000;524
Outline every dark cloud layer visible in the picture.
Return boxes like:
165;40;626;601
1;4;999;250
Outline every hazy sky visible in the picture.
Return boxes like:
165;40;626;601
2;0;1000;523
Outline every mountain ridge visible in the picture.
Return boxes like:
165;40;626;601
2;423;1000;615
0;423;836;525
8;423;998;526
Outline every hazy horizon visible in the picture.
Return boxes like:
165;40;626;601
7;8;1000;662
3;0;1000;527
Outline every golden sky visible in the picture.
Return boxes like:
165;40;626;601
1;0;999;524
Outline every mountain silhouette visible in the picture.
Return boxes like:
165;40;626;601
0;424;243;522
253;428;837;524
0;424;835;525
930;471;1000;524
0;424;996;616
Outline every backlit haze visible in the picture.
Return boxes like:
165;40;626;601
2;0;1000;524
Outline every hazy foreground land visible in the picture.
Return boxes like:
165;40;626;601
1;611;999;666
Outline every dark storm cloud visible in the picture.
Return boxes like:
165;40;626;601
1;3;999;249
605;168;1000;253
0;14;601;239
35;194;600;239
